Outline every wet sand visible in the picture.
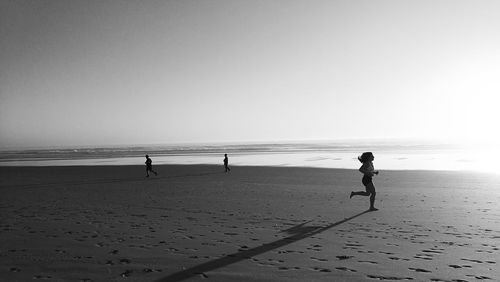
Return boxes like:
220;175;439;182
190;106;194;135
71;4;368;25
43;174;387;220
1;165;499;281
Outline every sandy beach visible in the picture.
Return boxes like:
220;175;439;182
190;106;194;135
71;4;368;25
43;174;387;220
1;165;499;281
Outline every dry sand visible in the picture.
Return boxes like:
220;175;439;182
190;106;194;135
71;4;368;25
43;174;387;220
1;165;499;281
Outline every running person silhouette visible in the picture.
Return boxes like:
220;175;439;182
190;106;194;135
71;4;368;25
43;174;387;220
350;152;379;211
223;154;230;173
145;155;158;177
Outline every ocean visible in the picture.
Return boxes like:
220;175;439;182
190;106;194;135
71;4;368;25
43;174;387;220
0;140;496;173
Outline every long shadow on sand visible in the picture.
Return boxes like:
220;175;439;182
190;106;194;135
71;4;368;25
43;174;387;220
155;210;371;282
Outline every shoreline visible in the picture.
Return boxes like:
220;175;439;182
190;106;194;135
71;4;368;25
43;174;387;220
1;143;493;173
1;163;499;177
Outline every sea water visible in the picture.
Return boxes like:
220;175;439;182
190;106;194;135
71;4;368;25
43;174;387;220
0;140;497;173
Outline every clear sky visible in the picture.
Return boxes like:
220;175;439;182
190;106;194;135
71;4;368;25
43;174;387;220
1;0;499;149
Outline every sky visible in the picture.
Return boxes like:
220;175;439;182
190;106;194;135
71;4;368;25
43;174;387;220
1;0;500;149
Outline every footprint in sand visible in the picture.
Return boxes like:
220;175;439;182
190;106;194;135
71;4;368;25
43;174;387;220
119;258;131;264
466;275;492;280
278;249;304;254
310;257;328;262
255;258;282;267
413;253;433;260
335;267;357;272
312;267;332;272
422;247;444;254
358;260;378;264
33;275;53;279
201;242;217;246
238;245;249;250
379;251;395;255
408;267;431;273
307;244;322;251
224;232;239;236
343;242;364;250
336;255;353;260
389;257;410;261
461;258;483;264
142;268;162;273
366;274;413;280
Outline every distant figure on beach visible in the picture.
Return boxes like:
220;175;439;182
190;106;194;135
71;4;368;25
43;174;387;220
145;155;158;177
223;154;230;173
350;152;379;211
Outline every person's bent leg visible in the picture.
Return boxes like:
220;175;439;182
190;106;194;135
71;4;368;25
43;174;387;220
351;191;370;197
351;182;371;199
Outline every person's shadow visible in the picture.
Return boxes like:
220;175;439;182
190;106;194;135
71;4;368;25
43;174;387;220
155;210;371;282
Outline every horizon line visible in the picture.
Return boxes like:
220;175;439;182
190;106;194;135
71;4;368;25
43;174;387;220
0;137;456;151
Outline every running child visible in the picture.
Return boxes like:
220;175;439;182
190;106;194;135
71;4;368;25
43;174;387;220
350;152;379;211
